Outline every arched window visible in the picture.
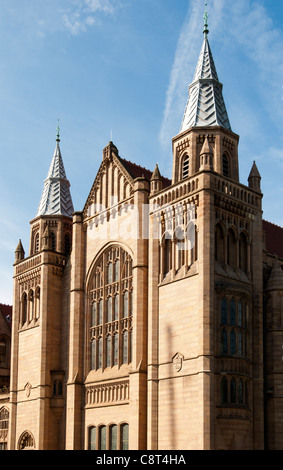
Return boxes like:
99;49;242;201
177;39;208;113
28;290;34;323
21;292;27;326
65;234;71;255
89;246;133;371
35;287;40;320
239;232;248;272
88;426;96;450
0;408;9;450
222;154;229;177
221;378;228;405
182;155;189;179
215;224;225;264
164;236;171;276
50;231;56;251
99;425;107;450
0;339;7;366
120;423;129;450
227;228;237;268
18;431;35;450
110;425;118;450
34;232;40;254
230;378;236;404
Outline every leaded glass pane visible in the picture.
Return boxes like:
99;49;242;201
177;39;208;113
110;425;117;450
230;378;236;403
230;329;236;355
106;335;112;368
114;295;119;321
123;331;128;364
91;340;96;370
121;424;129;450
221;329;227;355
107;263;113;284
230;298;236;325
107;297;112;323
221;298;227;325
98;301;103;325
98;337;103;369
89;426;96;450
114;260;120;281
114;334;118;366
123;291;128;317
238;301;243;327
91;302;96;327
99;426;106;450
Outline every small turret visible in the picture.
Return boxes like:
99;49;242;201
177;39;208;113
248;161;261;192
199;135;213;171
150;164;163;195
15;239;25;264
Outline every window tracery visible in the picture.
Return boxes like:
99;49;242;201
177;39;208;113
89;246;133;371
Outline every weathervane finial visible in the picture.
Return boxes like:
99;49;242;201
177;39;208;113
56;118;60;143
203;1;209;39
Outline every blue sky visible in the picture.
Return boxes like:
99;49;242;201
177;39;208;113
0;0;283;304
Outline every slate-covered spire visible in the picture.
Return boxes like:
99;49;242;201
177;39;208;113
180;3;231;132
36;123;74;217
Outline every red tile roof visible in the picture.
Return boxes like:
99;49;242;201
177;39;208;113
263;220;283;259
0;304;12;328
118;157;172;189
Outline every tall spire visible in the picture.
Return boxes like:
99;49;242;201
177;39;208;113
36;124;74;217
180;2;231;132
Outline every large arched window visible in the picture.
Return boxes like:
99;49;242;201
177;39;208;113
89;246;133;371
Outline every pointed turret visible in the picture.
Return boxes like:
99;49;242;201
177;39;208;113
248;161;261;192
36;123;74;217
150;163;163;195
180;3;231;132
15;239;25;264
199;134;213;171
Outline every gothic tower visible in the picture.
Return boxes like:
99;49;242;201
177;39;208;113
10;126;74;450
148;5;264;450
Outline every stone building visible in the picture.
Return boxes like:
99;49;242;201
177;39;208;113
3;8;283;450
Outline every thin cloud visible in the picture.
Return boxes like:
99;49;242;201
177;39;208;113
62;0;118;36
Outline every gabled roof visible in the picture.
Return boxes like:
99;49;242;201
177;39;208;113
118;157;171;188
36;133;74;218
263;220;283;259
180;37;231;132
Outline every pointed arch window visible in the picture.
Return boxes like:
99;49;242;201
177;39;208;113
89;246;133;371
50;231;56;251
0;408;9;449
222;154;229;177
182;155;189;179
34;232;40;254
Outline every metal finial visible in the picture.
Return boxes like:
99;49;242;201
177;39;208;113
203;1;209;39
56;119;60;143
